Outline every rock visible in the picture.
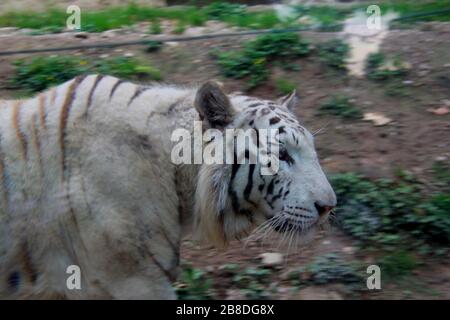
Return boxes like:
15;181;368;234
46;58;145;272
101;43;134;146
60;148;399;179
0;27;18;35
101;30;118;39
259;252;283;266
100;54;110;59
363;112;392;126
184;27;206;37
435;156;448;162
124;52;135;58
342;246;356;254
427;106;449;115
297;15;314;25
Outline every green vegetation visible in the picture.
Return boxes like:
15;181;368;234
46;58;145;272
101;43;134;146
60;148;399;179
11;55;161;93
215;32;310;88
318;95;362;119
383;0;450;25
380;251;418;278
0;1;449;34
317;39;350;70
231;266;274;299
175;265;212;300
275;78;297;95
365;52;409;81
203;2;247;20
304;254;362;285
431;161;450;191
330;172;450;253
11;56;89;93
95;56;162;80
291;5;353;31
150;18;162;34
173;21;187;35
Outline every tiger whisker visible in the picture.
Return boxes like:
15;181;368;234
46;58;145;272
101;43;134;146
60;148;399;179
312;120;331;136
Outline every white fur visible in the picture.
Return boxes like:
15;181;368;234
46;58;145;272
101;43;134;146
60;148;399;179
0;75;335;299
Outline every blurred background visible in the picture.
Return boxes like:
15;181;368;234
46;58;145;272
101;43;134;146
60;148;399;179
0;0;448;299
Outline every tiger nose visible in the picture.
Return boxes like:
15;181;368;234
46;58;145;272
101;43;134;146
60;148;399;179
314;202;334;217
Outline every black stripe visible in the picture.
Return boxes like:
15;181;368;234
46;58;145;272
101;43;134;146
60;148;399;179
243;164;256;205
128;86;149;107
84;74;103;117
228;163;241;214
267;178;275;195
7;272;20;291
109;79;123;100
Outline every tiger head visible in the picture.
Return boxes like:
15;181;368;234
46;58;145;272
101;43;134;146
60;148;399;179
193;81;336;248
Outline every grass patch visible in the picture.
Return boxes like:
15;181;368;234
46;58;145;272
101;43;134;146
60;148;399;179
275;78;297;95
173;21;186;35
366;52;410;81
330;172;450;254
381;0;450;25
215;32;310;88
150;18;162;35
11;55;161;93
317;39;350;71
1;1;449;34
318;95;362;119
291;5;353;31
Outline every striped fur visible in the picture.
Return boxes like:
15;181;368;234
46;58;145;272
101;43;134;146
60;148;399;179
0;75;335;299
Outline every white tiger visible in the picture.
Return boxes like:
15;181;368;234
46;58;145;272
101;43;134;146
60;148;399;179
0;75;336;299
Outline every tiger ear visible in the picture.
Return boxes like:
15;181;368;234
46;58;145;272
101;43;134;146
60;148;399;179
278;90;299;111
195;81;235;130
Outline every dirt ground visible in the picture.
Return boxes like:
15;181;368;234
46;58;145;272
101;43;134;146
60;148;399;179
0;20;449;299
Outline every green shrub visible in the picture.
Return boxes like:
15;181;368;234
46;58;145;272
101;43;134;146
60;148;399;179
318;95;362;119
317;39;349;70
232;267;273;299
94;57;162;80
11;56;88;93
11;55;162;93
366;52;409;81
330;172;450;250
380;251;418;277
173;21;186;34
175;265;212;300
286;253;363;291
307;254;362;285
204;2;247;20
150;18;162;34
275;78;296;95
432;161;450;191
216;33;310;88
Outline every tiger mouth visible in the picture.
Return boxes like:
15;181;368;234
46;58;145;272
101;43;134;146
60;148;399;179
272;211;318;233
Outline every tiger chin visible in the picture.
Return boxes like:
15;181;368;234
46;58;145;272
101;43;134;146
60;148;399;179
0;75;335;299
